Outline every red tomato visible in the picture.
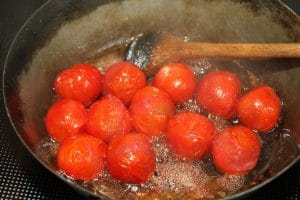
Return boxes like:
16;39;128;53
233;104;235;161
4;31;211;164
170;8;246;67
86;94;132;143
57;134;107;180
54;64;103;105
129;86;174;137
153;63;196;104
196;70;241;118
103;61;147;105
106;133;156;184
237;86;281;132
167;112;216;160
212;126;261;175
45;99;87;143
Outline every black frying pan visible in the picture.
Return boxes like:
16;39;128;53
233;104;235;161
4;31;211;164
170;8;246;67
3;0;300;199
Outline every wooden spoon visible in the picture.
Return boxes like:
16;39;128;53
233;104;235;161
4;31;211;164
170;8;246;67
124;32;300;76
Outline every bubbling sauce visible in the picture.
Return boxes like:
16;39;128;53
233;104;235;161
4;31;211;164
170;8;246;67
36;36;288;200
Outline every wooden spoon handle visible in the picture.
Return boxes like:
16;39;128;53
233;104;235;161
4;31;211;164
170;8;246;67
182;42;300;58
146;33;300;76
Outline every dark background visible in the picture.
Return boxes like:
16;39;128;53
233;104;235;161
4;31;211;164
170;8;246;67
0;0;299;199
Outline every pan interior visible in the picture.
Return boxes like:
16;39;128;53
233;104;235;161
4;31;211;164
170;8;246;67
3;0;300;199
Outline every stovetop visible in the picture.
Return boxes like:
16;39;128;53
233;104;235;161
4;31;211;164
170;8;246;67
0;0;299;199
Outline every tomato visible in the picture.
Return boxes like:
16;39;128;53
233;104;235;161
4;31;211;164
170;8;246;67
103;61;147;105
106;133;156;184
196;70;241;118
212;126;261;175
86;94;132;143
45;99;87;143
167;112;216;160
129;86;174;137
54;64;103;106
153;63;196;104
237;86;281;132
57;134;107;180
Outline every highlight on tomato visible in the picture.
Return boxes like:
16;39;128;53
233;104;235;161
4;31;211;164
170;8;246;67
237;85;281;132
57;134;107;180
106;133;156;184
54;63;103;106
196;70;241;118
45;99;88;143
129;86;174;137
153;62;196;104
103;61;147;105
167;112;216;160
212;126;261;175
86;94;132;143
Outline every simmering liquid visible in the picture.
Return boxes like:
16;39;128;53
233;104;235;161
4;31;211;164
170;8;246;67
36;37;295;200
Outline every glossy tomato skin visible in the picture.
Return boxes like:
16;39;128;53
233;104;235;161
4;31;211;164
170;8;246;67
103;61;147;105
153;63;196;104
54;64;103;106
129;86;174;137
212;126;261;175
86;94;132;143
237;85;281;132
57;134;107;181
45;99;88;143
167;112;216;160
196;70;241;118
106;133;156;184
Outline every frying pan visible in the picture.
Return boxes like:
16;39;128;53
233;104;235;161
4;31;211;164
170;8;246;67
2;0;300;199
